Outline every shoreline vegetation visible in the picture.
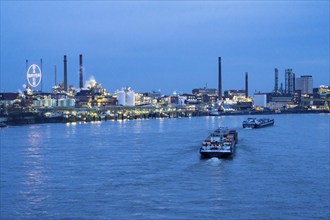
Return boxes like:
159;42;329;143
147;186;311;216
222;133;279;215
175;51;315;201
0;107;329;126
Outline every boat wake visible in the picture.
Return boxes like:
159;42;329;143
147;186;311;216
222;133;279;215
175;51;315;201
207;157;222;166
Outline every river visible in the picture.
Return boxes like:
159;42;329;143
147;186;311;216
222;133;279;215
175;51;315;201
1;114;329;219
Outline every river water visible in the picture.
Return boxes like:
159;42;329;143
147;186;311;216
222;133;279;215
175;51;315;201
1;114;329;219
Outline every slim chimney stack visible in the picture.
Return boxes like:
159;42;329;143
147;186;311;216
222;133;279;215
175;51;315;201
40;58;43;92
245;72;248;98
218;57;222;100
54;65;57;86
64;55;67;92
274;68;278;94
79;54;83;89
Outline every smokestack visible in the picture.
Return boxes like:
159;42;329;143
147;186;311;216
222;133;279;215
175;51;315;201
26;59;28;87
218;57;222;100
40;58;43;92
245;72;248;98
79;54;83;89
54;65;57;86
64;55;67;92
274;68;278;94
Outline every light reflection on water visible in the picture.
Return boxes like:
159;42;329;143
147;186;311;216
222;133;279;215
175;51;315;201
1;114;329;219
27;126;42;147
65;122;77;137
22;126;49;214
158;118;164;133
133;120;142;134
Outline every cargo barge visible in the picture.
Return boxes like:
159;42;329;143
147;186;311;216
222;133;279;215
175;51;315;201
242;118;274;128
200;127;238;158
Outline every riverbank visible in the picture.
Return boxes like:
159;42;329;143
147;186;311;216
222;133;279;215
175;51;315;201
215;109;330;116
0;108;208;126
1;108;329;127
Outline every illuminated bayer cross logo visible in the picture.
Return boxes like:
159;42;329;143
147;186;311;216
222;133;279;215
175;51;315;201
26;64;42;87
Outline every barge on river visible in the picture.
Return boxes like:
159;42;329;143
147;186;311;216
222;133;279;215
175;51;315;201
242;118;274;129
200;127;238;158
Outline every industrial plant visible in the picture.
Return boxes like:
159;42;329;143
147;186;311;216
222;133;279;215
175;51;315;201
0;55;329;125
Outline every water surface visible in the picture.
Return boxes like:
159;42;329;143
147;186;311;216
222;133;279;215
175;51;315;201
1;114;329;219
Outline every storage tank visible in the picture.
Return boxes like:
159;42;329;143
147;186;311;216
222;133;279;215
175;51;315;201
126;89;135;106
64;98;75;107
117;89;126;106
33;100;41;107
58;99;65;107
44;98;56;107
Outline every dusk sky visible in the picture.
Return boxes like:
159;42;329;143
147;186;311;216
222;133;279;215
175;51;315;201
1;1;329;95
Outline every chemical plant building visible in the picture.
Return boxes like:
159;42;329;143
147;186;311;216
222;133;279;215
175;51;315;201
192;88;218;103
295;75;313;95
252;68;329;110
1;55;329;117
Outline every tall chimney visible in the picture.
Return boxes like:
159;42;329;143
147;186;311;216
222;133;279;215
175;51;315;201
218;57;222;100
40;58;43;92
79;54;83;89
274;68;278;94
64;55;67;92
26;59;28;87
245;72;248;98
54;65;57;86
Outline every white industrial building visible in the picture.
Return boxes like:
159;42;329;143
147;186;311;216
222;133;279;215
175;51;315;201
253;93;267;108
116;87;135;106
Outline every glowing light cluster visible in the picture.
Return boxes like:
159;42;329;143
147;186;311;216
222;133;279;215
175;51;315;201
26;64;42;87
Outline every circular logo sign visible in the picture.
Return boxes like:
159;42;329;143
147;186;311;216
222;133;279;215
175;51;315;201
26;64;42;87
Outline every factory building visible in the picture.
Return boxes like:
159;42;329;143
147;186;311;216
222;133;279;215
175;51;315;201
0;93;19;106
311;86;330;108
181;94;198;104
224;90;246;99
75;78;115;107
192;88;217;95
268;94;294;110
253;93;267;108
192;87;218;104
295;75;313;94
317;85;330;98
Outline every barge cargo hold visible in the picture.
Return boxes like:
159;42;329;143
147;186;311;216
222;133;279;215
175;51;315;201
242;118;274;129
200;127;238;158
